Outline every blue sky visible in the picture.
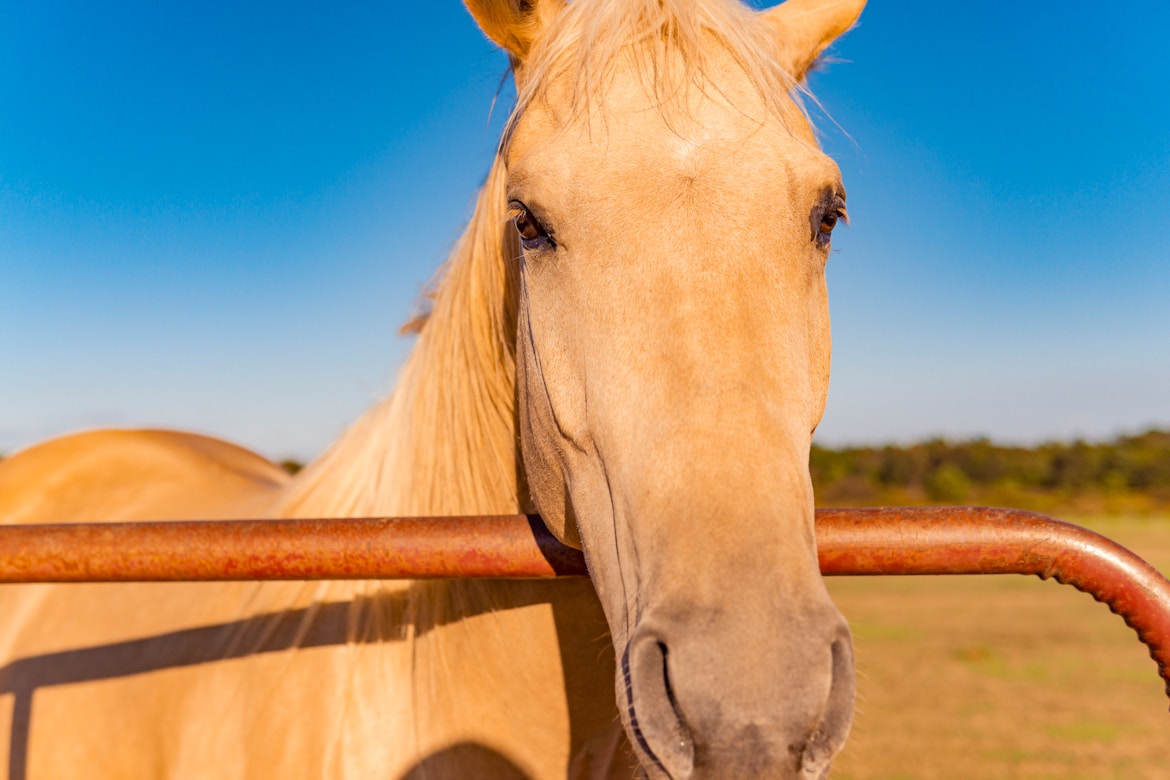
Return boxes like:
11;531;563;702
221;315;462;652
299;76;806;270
2;1;1168;461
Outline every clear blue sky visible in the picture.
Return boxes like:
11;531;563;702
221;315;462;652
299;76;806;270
2;1;1168;461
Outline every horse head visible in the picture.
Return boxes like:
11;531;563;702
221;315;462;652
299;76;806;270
466;1;864;777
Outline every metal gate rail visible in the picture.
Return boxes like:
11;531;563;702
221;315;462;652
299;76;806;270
0;506;1167;702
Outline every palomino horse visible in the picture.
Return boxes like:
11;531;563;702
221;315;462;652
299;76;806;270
0;0;864;777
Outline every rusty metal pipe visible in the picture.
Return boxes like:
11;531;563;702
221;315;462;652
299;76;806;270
815;507;1170;704
0;507;1167;702
0;515;587;581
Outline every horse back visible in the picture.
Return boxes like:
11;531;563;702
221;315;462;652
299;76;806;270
0;428;289;525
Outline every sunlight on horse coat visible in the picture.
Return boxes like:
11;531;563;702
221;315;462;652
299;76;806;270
0;1;864;777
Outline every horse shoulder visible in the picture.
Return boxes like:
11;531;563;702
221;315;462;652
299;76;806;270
0;428;289;524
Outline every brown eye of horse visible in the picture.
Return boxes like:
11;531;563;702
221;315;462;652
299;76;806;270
509;201;554;251
514;210;544;241
819;212;838;236
813;196;847;248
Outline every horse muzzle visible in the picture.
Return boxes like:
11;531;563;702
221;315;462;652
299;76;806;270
622;603;855;780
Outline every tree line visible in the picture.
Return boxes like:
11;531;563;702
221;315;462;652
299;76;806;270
811;429;1170;515
3;429;1167;516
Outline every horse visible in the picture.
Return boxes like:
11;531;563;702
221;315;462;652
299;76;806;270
0;0;864;777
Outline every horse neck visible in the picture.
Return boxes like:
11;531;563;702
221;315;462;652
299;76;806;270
277;157;523;519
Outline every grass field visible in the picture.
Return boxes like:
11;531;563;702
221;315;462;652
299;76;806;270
826;515;1170;779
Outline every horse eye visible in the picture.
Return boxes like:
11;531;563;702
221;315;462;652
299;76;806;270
819;212;839;236
509;201;555;251
814;197;848;248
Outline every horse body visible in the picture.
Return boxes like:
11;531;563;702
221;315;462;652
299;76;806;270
0;436;621;779
0;1;864;777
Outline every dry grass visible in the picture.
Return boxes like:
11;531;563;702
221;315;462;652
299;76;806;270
827;515;1170;779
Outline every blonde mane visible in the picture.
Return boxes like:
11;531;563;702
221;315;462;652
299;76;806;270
277;157;522;520
277;0;819;525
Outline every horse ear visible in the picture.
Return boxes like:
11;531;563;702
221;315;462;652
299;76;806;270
761;0;866;82
464;0;566;63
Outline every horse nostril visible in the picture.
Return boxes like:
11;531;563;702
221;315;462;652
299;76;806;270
799;631;856;778
625;632;695;778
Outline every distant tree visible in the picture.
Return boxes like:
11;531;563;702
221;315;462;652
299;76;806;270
876;445;919;487
279;459;304;475
1045;440;1102;491
924;463;971;503
810;428;1170;511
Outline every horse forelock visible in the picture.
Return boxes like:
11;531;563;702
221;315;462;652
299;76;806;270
503;0;814;151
